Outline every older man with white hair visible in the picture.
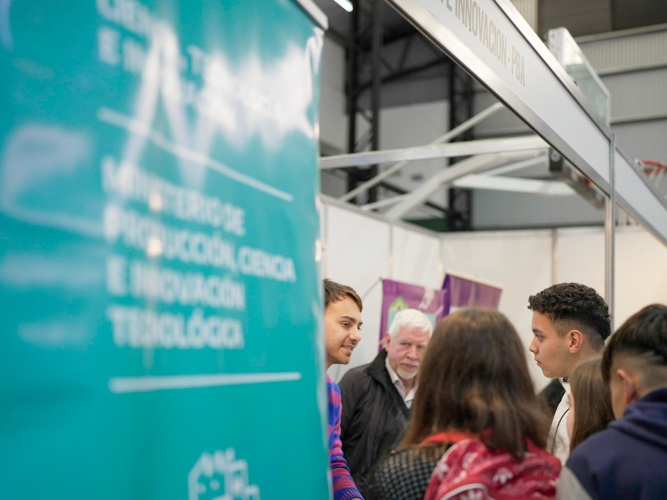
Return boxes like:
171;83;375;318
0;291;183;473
338;309;433;496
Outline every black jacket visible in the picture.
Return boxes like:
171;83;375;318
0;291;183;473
539;378;565;419
339;350;410;495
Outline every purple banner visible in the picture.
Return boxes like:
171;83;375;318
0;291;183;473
442;273;502;315
379;279;448;345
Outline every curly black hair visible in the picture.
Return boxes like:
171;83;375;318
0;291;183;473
528;283;611;349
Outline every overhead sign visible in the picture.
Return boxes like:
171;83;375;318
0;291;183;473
0;1;329;499
387;0;667;247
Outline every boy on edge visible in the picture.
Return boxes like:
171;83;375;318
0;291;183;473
323;279;363;500
557;304;667;499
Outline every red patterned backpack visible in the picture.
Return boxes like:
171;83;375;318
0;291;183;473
423;432;561;500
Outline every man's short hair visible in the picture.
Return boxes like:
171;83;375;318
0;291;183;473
528;283;611;350
388;309;433;338
601;304;667;388
323;278;363;312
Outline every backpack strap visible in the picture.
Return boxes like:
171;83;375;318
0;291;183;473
421;431;475;446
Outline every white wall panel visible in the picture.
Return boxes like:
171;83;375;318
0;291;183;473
324;204;390;382
614;226;667;327
442;231;554;390
555;227;605;296
549;225;667;336
392;226;443;289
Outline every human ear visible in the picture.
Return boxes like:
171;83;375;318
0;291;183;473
567;330;584;354
382;334;390;350
618;369;640;406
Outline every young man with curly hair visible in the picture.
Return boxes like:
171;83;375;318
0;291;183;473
527;283;611;464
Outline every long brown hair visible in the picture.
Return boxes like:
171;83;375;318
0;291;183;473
569;357;614;451
402;308;550;458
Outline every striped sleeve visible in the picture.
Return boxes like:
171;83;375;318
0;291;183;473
327;374;363;500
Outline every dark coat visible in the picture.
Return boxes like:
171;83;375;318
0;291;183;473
339;350;410;495
565;387;667;499
539;379;565;419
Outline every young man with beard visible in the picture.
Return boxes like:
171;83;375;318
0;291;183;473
528;283;611;464
323;279;364;500
338;309;433;495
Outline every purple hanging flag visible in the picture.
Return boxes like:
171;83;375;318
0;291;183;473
442;273;503;314
379;279;449;346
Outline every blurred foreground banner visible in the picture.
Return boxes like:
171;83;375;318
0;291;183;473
0;1;329;498
379;278;448;343
443;273;503;313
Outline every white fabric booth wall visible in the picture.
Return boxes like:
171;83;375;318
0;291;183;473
441;230;554;390
556;226;667;329
321;197;667;390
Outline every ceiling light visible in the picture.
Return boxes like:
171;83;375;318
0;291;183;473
333;0;353;12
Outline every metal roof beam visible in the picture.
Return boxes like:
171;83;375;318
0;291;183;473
320;134;547;170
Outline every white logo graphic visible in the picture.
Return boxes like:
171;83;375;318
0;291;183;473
492;467;513;486
188;449;260;500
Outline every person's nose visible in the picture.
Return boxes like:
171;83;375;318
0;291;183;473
406;345;418;360
528;337;538;354
349;326;361;344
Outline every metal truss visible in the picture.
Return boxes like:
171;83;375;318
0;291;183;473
447;62;476;231
344;0;454;205
320;135;547;169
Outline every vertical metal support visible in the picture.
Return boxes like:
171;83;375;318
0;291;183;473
388;223;394;279
345;0;381;204
366;0;384;203
551;228;558;285
448;62;457;140
371;0;383;154
322;198;329;279
346;0;359;156
447;62;475;231
438;236;445;285
605;133;616;331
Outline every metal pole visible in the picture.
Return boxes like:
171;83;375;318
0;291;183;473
388;223;394;279
551;229;558;286
605;132;616;331
385;153;505;220
369;0;384;203
322;197;329;279
320;135;548;169
361;194;409;211
346;0;359;156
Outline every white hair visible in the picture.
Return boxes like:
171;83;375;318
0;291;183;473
388;309;433;338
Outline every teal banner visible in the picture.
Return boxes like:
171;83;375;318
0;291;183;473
0;1;329;498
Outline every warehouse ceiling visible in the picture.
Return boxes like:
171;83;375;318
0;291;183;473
314;0;667;43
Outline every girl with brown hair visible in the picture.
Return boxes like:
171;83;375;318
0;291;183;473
566;357;615;452
366;308;560;500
